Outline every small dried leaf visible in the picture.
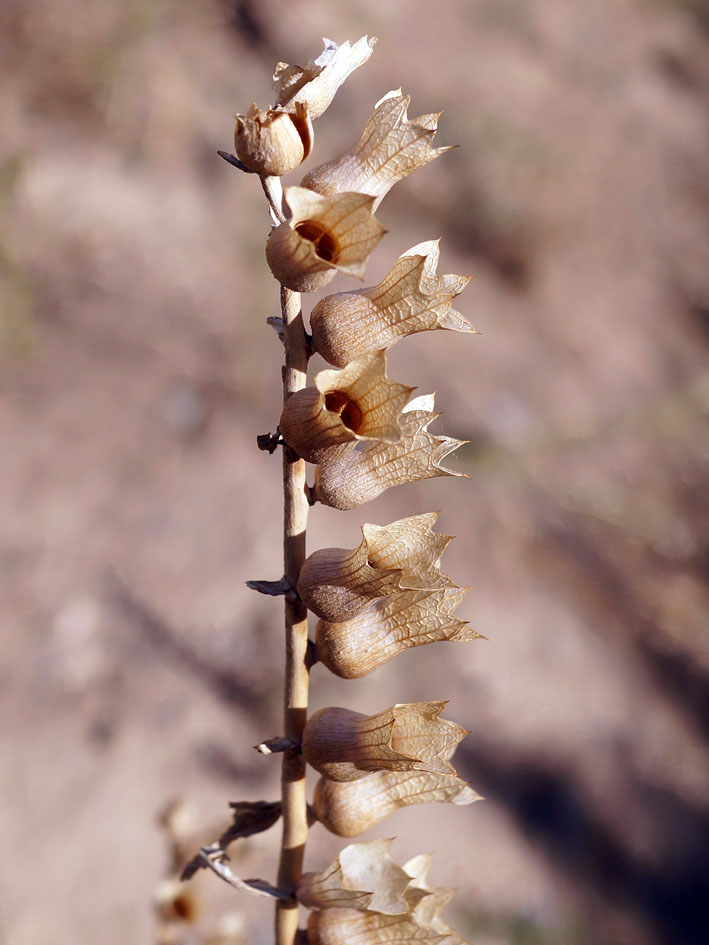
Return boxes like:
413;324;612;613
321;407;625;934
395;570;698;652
302;90;452;209
302;702;468;782
313;769;481;837
310;241;475;367
296;838;411;913
314;398;467;510
274;36;377;120
279;351;412;464
316;585;481;679
265;187;386;292
298;511;453;623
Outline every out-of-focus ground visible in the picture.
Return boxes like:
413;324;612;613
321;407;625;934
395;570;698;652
1;1;708;943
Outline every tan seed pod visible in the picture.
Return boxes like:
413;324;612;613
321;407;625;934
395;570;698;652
279;350;412;464
313;769;480;838
301;702;468;782
310;241;475;367
265;187;386;292
234;101;313;177
302;89;453;209
298;511;453;623
274;36;377;120
316;585;481;679
313;394;467;510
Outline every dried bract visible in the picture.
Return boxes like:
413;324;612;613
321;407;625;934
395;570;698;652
297;512;453;623
302;90;452;209
313;769;479;837
314;394;467;509
296;838;413;913
274;36;377;120
316;585;480;679
310;241;474;367
265;187;386;292
301;702;468;782
279;350;412;464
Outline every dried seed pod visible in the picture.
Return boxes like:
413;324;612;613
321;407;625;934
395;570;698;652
265;187;386;292
310;241;474;367
313;769;480;837
296;838;413;913
307;908;449;945
313;395;467;510
301;702;467;782
274;36;377;120
279;350;412;464
302;90;452;209
298;511;452;623
316;585;481;679
234;101;313;177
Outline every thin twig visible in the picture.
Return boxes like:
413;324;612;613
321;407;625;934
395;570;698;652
195;846;291;900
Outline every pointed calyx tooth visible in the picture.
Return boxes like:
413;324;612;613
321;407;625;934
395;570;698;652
297;511;453;623
273;36;377;120
265;187;386;292
234;101;313;177
279;350;413;464
296;838;413;913
302;89;453;209
310;241;475;367
313;395;467;510
313;768;480;838
316;585;482;679
301;702;468;782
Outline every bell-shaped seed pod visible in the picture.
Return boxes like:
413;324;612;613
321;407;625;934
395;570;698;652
316;585;482;679
404;859;470;945
310;241;475;367
313;394;467;510
302;90;453;210
313;768;480;837
301;702;468;782
273;36;377;120
298;511;453;623
265;187;387;292
234;101;313;177
296;838;413;914
279;350;412;464
307;908;450;945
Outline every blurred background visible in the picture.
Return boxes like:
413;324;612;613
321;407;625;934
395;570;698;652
1;1;708;943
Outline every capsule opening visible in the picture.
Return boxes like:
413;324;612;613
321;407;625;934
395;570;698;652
295;221;337;263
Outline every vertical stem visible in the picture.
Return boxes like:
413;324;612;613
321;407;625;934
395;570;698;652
275;285;310;945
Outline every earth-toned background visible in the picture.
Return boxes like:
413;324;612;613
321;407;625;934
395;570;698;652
1;1;708;943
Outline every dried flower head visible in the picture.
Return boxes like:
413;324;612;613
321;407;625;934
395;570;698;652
302;90;452;209
265;187;386;291
234;101;313;177
314;394;467;509
313;768;479;838
310;241;474;367
302;702;468;782
298;511;453;623
274;36;377;120
279;350;412;464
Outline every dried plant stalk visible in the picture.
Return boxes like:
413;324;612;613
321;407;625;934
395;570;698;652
276;284;311;943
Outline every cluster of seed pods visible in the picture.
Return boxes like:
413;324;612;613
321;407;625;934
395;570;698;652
235;36;481;944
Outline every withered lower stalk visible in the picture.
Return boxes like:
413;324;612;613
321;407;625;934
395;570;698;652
276;283;310;945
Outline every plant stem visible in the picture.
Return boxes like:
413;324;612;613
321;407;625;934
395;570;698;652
275;285;310;945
